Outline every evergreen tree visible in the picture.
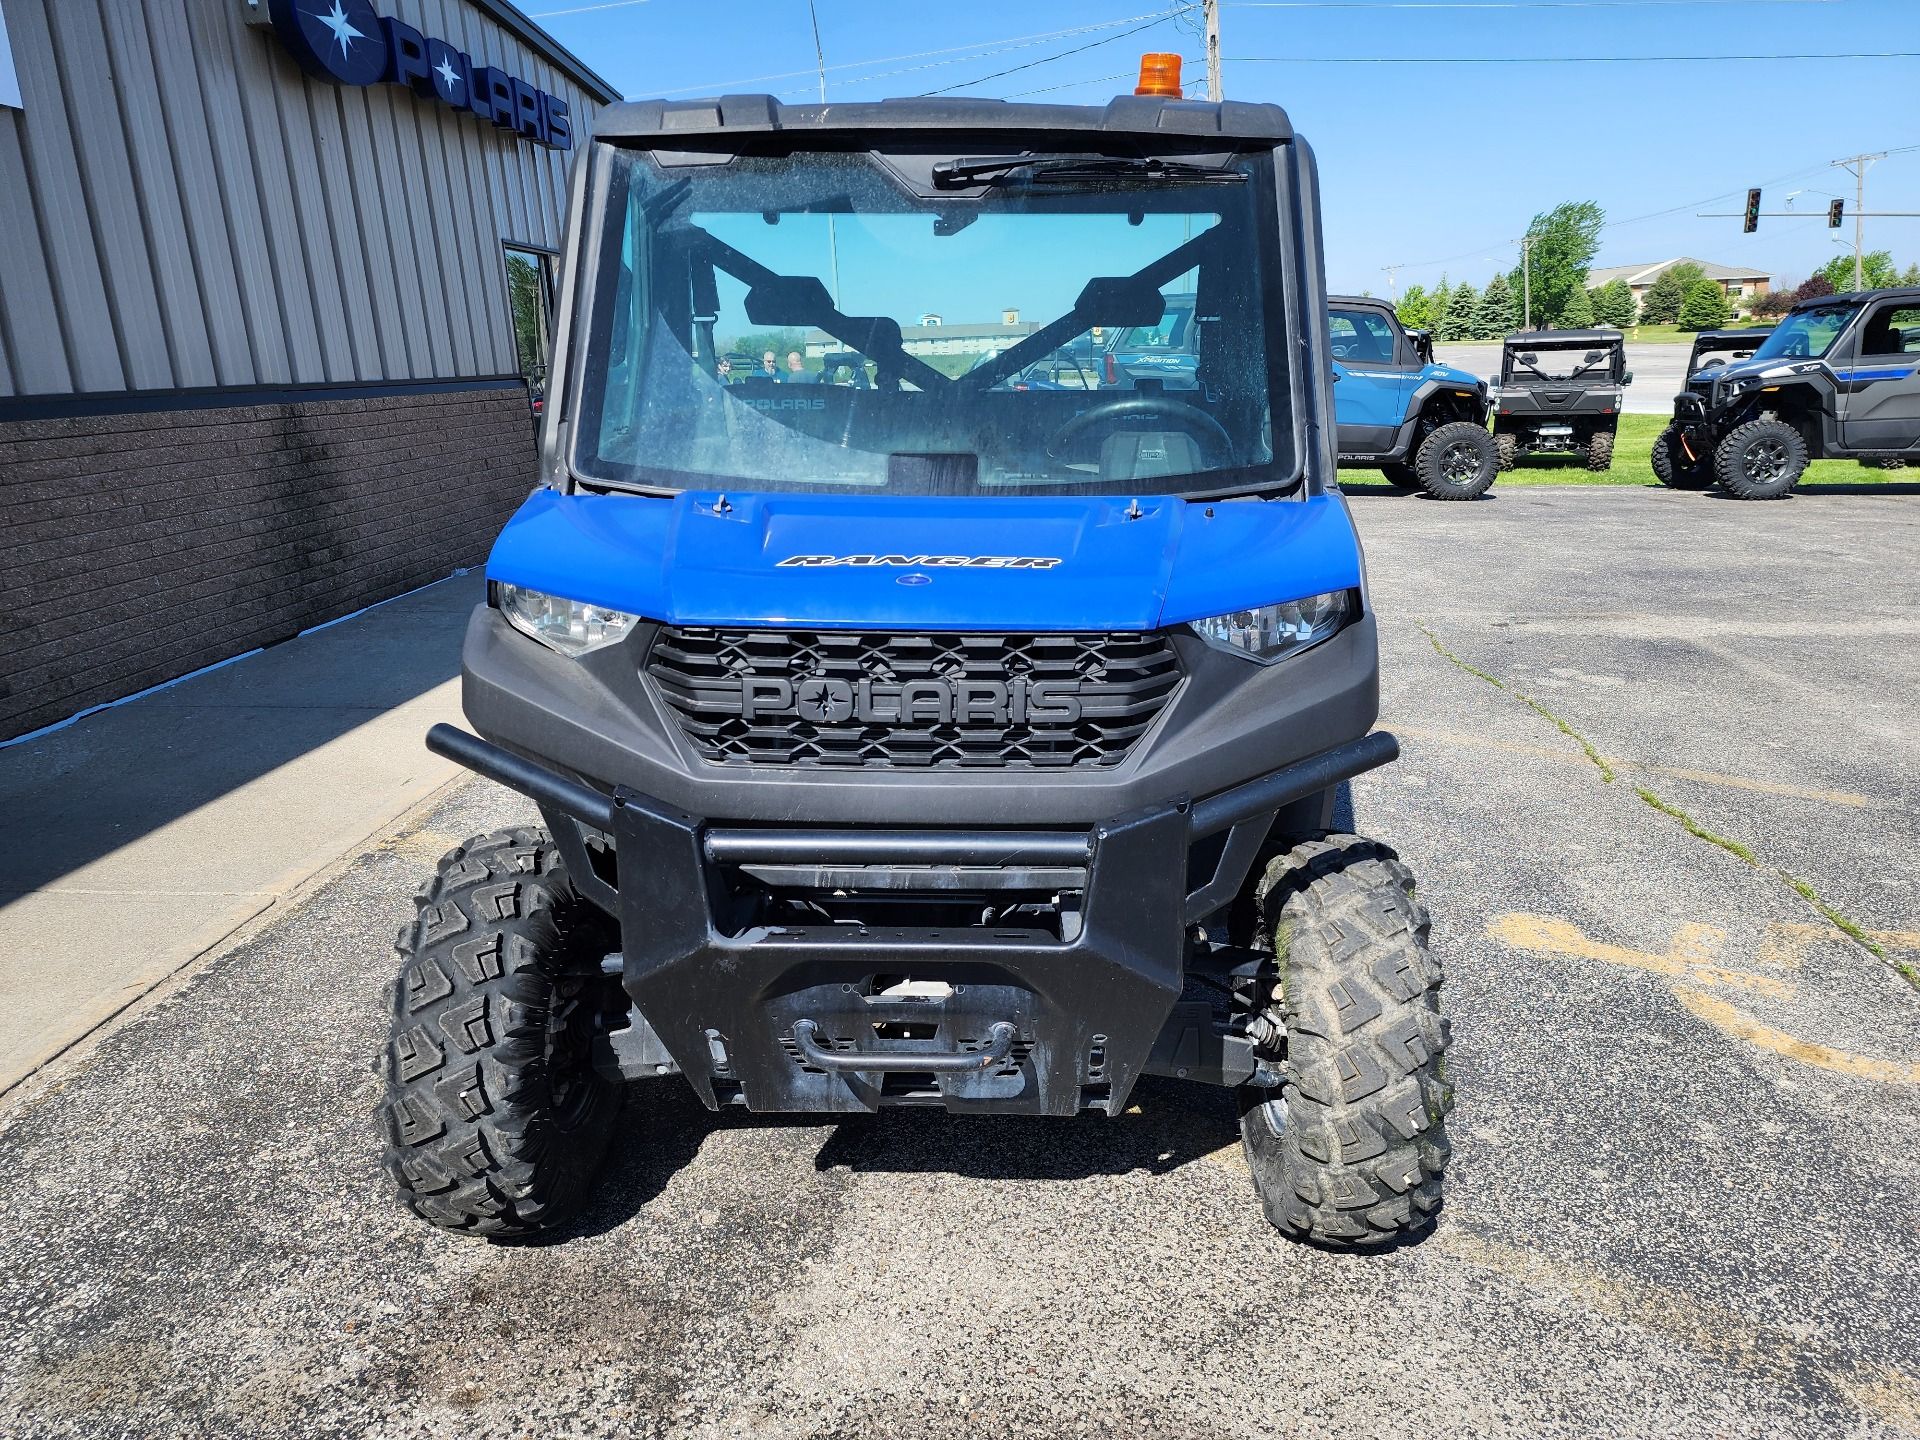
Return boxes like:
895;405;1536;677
1592;278;1637;328
1471;273;1517;338
1901;262;1920;286
1439;282;1479;340
1397;284;1434;332
1427;274;1454;337
1558;285;1595;328
1677;278;1731;330
1637;262;1704;325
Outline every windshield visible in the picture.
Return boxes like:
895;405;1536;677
570;147;1292;497
1750;305;1855;362
1501;343;1616;383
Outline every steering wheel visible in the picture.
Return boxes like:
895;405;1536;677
1045;396;1235;466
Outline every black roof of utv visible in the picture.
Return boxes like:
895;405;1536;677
593;94;1295;144
1502;328;1624;350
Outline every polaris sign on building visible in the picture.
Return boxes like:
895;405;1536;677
0;0;618;742
268;0;574;148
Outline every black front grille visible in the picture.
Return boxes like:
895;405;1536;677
647;628;1182;769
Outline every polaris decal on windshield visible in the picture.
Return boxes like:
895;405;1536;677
776;554;1063;569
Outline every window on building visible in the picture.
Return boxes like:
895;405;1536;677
502;244;557;406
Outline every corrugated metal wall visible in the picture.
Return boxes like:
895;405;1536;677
0;0;604;398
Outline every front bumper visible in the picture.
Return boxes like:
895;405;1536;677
1673;389;1711;442
425;724;1398;1118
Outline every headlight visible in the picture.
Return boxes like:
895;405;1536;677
1189;590;1353;664
496;582;640;657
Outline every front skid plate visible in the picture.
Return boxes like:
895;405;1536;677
611;793;1189;1117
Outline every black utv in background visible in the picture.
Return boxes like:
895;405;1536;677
1488;329;1629;471
1655;288;1920;497
1682;328;1773;380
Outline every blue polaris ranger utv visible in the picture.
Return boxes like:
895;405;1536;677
1328;296;1496;499
383;63;1452;1248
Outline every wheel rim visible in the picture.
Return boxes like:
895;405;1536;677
1440;441;1484;483
543;975;604;1124
1743;438;1790;483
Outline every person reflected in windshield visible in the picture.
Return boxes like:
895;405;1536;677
716;356;734;383
761;350;779;380
786;350;811;383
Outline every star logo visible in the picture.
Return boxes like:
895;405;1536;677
309;0;365;62
433;54;460;95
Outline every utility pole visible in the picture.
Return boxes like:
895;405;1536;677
1521;232;1533;331
1381;263;1399;298
1203;0;1222;102
1833;151;1885;291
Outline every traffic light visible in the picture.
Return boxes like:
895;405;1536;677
1743;188;1762;233
1828;198;1845;228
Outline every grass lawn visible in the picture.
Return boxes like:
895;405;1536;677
1619;322;1774;345
1340;413;1912;490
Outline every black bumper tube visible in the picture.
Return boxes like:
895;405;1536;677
423;723;1399;1115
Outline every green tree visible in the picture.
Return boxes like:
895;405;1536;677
1396;284;1434;332
1427;274;1455;337
1439;281;1479;341
1637;262;1704;325
1901;262;1920;286
1677;277;1732;330
1591;278;1637;328
1557;285;1595;328
1471;272;1517;338
1817;250;1900;292
1510;201;1605;331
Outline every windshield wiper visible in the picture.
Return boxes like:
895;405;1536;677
932;155;1243;189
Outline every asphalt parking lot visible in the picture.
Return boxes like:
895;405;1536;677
3;487;1918;1439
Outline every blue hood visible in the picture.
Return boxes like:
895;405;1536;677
487;489;1363;632
1426;362;1484;388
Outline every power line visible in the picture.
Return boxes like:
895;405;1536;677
922;10;1193;96
1226;50;1920;63
649;13;1185;99
1228;0;1831;8
1386;150;1910;272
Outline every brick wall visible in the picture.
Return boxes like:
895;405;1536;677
0;384;537;740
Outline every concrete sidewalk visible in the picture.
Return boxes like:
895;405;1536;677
0;573;482;1095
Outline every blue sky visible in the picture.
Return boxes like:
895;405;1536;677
532;0;1919;298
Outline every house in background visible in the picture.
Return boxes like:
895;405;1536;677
1587;257;1772;316
805;308;1041;362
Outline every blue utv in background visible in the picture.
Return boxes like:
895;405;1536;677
381;76;1453;1251
1329;295;1497;499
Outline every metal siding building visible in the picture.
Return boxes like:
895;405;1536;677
0;0;617;740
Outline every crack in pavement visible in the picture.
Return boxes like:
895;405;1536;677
1415;623;1917;992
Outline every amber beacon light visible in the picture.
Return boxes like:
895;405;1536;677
1134;53;1184;98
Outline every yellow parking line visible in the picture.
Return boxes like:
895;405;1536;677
1674;988;1920;1086
1393;725;1876;808
1488;913;1794;998
1489;912;1920;1086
